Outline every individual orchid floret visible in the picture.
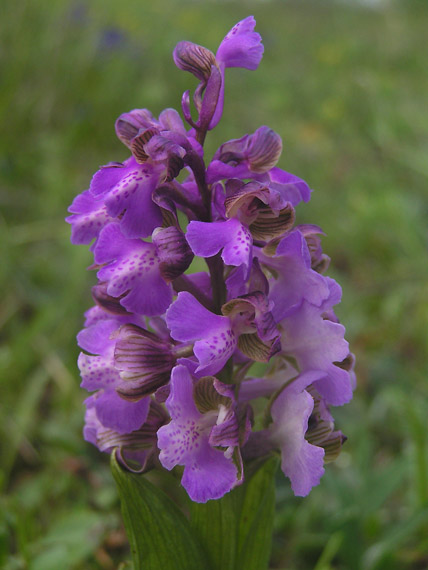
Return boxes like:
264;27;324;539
224;180;295;242
210;16;264;129
166;291;280;376
186;180;294;278
207;126;282;183
85;398;168;472
77;315;150;434
305;386;347;463
115;108;160;148
89;158;164;239
173;41;217;82
221;291;281;362
216;16;264;71
166;292;237;376
278;292;353;406
157;365;244;502
257;229;331;321
93;222;192;316
269;370;327;497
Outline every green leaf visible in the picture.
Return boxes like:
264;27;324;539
189;456;279;570
111;452;209;570
237;457;279;570
190;489;240;570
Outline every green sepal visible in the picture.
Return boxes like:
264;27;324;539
111;452;209;570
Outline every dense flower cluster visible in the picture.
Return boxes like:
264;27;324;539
67;16;355;503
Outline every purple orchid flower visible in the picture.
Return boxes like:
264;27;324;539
166;292;237;376
93;222;192;316
157;365;242;502
70;15;354;503
77;313;150;434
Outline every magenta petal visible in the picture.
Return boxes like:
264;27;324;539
187;219;252;272
206;160;249;184
94;223;172;316
216;16;264;70
77;318;119;355
66;190;112;245
159;108;187;135
90;162;128;196
268;168;312;205
78;351;119;391
94;390;150;434
260;230;330;320
166;292;226;341
119;271;172;316
166;293;237;375
193;329;236;376
186;220;230;257
104;164;163;239
280;302;352;405
162;365;199;422
182;444;238;502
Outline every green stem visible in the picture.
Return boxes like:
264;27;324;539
185;150;211;221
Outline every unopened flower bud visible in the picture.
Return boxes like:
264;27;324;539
114;325;176;401
173;41;217;81
115;109;159;147
246;126;282;173
91;282;131;316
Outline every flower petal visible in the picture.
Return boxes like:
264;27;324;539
271;386;325;496
216;16;264;70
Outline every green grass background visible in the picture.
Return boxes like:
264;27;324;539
1;0;427;568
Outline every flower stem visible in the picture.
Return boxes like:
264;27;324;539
206;253;226;314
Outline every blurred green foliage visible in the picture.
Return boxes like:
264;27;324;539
1;0;427;568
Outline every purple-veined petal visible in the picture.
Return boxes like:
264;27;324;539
115;109;159;147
